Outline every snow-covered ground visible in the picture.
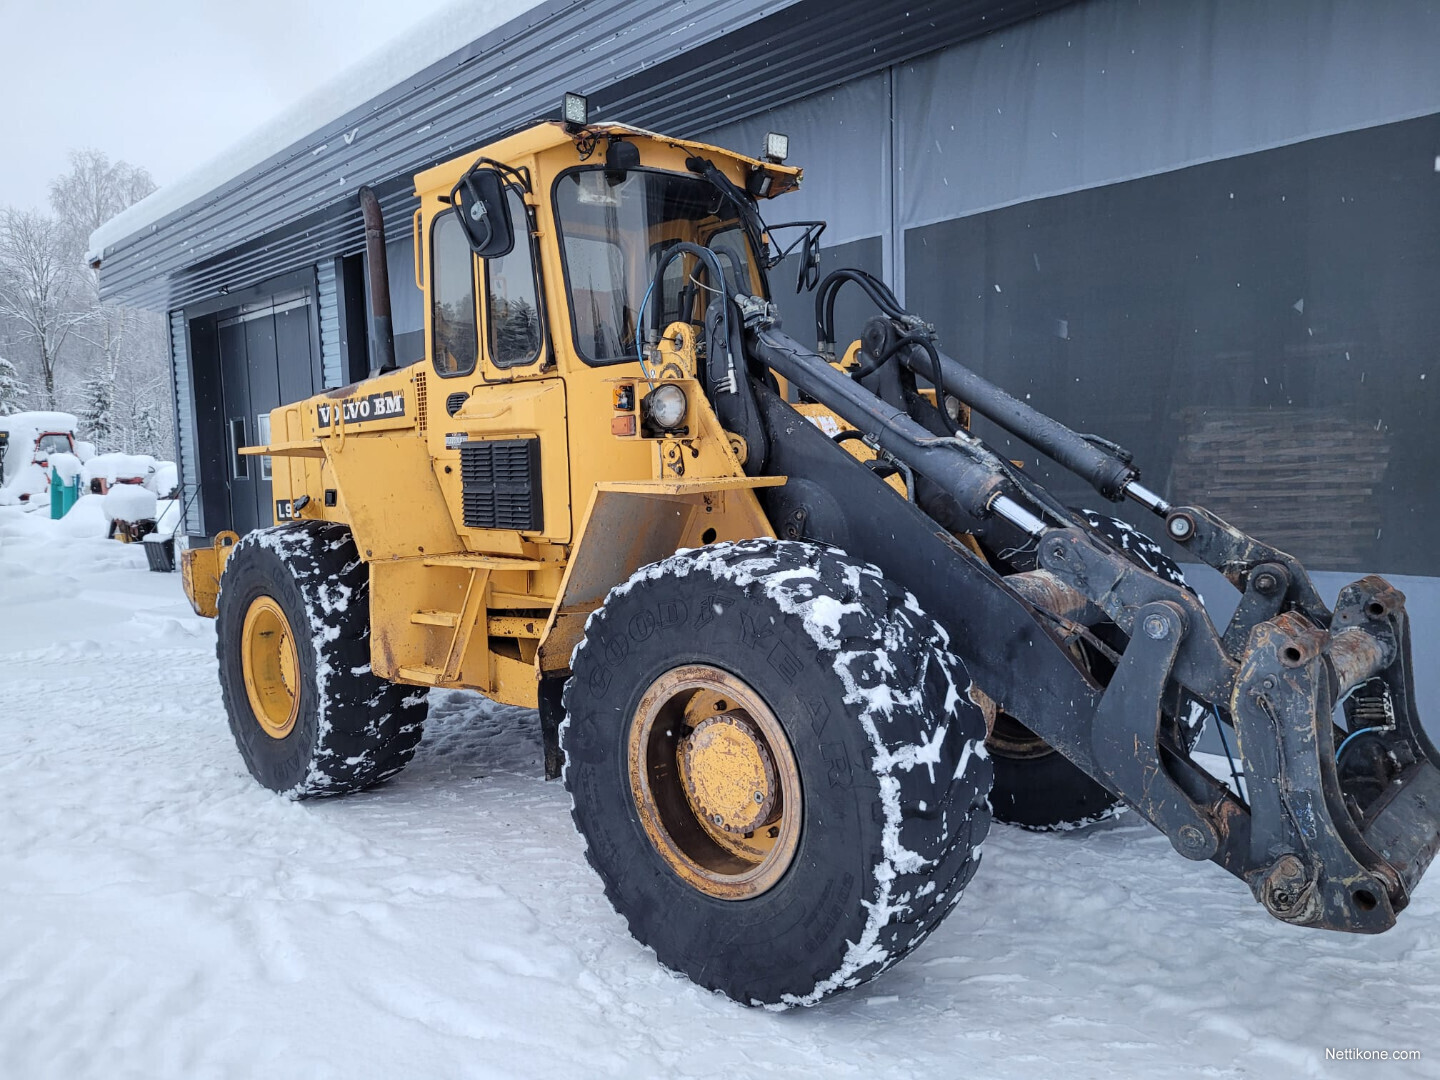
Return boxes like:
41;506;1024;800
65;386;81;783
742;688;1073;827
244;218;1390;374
2;505;1437;1079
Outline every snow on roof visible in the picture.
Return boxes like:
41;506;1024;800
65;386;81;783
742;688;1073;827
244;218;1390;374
86;0;547;264
0;411;79;436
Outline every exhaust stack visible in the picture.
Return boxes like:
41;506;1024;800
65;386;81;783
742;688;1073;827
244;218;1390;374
359;186;396;377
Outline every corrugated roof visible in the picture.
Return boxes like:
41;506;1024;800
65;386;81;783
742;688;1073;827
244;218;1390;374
96;0;1072;311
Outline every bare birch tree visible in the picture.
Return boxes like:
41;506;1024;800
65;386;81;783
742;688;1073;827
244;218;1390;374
0;209;84;409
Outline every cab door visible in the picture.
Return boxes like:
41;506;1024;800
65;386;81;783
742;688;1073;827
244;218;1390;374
428;188;571;549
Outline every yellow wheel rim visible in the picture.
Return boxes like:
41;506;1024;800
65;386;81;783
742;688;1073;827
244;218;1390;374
240;595;301;739
628;665;802;900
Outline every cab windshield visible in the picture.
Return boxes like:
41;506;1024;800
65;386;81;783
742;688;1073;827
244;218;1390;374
554;167;764;364
36;433;72;455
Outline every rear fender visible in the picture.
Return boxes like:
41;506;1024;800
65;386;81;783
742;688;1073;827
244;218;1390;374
180;531;239;618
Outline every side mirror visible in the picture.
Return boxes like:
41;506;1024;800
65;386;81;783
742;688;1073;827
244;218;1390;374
451;166;515;259
797;229;822;293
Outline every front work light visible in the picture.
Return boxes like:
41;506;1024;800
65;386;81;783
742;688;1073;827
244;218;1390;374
762;131;789;164
644;384;688;430
563;92;590;127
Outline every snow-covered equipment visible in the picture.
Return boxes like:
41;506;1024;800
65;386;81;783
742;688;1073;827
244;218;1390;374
82;452;158;495
181;110;1440;1008
0;411;78;506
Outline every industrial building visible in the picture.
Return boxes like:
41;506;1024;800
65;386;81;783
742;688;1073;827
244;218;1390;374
91;0;1440;584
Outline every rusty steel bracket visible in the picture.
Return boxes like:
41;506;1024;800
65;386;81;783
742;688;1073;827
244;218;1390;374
1228;611;1400;932
1035;525;1440;932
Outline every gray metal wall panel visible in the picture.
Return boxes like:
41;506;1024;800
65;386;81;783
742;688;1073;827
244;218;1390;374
597;0;1072;136
696;72;892;249
169;309;202;534
317;260;342;389
897;0;1440;229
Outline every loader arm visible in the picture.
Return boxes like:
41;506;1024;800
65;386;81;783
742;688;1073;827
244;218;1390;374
740;286;1440;935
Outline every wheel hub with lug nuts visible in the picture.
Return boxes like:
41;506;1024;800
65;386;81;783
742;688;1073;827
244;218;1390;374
678;714;780;835
628;664;802;900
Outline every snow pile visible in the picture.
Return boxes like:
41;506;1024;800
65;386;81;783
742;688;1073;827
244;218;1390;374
0;463;50;506
86;0;548;262
52;493;115;538
82;452;156;487
150;461;179;498
102;484;158;524
150;498;182;539
48;452;83;484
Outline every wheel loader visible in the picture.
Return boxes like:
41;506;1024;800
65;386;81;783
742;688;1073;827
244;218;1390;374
182;94;1440;1008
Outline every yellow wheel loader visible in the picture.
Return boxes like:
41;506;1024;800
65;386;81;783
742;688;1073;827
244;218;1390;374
183;96;1440;1008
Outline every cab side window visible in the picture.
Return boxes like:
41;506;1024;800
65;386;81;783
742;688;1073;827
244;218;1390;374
486;188;543;368
431;211;478;377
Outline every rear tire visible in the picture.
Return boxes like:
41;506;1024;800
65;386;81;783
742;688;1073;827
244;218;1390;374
562;538;992;1008
216;521;426;797
987;511;1201;831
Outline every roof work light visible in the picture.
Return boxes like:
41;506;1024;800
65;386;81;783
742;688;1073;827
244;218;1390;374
762;132;789;164
562;92;590;128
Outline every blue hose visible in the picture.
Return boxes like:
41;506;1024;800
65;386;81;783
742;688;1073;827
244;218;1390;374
1337;726;1384;760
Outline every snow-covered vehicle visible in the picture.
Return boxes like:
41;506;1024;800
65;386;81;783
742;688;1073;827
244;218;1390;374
0;411;80;507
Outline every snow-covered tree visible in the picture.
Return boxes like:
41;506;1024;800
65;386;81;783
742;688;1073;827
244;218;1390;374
77;359;118;446
0;356;25;415
0;209;84;409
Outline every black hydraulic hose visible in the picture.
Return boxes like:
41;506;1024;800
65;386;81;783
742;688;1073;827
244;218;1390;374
894;341;1137;502
814;269;906;348
752;326;1012;520
862;331;960;436
646;242;768;475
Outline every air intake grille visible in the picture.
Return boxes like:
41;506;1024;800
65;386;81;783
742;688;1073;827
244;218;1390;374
414;369;428;433
460;438;542;532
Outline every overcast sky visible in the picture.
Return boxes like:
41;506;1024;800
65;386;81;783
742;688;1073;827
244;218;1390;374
0;0;454;211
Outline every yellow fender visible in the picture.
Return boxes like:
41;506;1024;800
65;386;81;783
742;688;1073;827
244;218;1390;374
180;531;239;618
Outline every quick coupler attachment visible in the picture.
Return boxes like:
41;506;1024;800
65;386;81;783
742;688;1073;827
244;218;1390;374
1228;576;1440;933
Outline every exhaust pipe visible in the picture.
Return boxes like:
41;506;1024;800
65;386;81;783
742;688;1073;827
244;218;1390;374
359;186;396;377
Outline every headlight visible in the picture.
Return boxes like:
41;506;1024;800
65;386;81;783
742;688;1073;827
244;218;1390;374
644;384;688;430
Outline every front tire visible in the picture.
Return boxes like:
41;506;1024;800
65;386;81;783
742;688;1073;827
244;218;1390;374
216;521;426;797
562;539;992;1008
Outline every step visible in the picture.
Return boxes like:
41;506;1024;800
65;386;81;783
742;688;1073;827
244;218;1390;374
396;665;450;686
410;610;459;627
422;554;549;571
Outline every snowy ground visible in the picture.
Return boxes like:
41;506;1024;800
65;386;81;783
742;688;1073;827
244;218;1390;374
2;506;1437;1080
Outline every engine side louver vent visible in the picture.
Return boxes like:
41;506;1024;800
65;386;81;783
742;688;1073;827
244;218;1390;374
460;438;542;532
414;369;428;434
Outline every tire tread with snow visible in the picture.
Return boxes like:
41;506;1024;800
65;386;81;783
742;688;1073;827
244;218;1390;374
216;520;425;797
561;538;992;1008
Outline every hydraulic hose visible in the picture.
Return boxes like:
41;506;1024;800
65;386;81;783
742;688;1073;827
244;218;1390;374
814;269;907;349
647;242;768;474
